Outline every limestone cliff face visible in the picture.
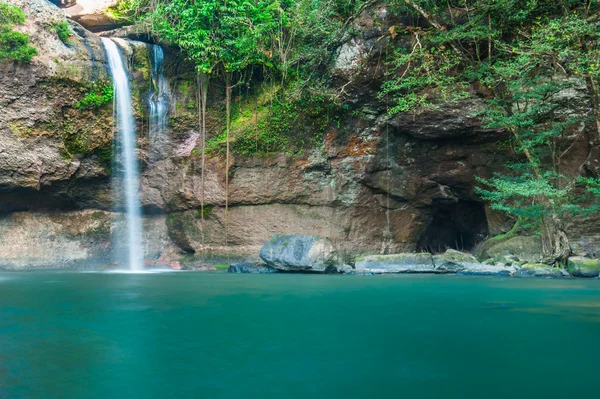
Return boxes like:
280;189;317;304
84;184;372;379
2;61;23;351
1;0;599;268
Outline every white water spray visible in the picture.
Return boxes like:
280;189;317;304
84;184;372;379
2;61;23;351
102;37;143;271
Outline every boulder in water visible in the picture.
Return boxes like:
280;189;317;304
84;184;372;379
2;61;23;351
513;263;567;278
567;257;600;277
228;263;280;274
456;264;516;276
354;253;436;273
259;235;340;272
433;249;478;272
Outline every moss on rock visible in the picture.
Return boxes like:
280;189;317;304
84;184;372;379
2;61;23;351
567;257;600;278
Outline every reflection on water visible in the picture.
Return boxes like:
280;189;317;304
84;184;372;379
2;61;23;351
0;273;598;398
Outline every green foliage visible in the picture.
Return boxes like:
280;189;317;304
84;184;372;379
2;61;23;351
106;0;145;22
50;20;71;43
75;81;114;110
206;89;341;157
379;0;600;250
0;2;37;63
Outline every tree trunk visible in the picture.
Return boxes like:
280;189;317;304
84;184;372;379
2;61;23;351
510;127;571;265
196;73;209;245
584;75;600;144
541;214;571;265
224;72;232;249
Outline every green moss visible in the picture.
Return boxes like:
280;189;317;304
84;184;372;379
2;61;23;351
91;211;106;220
214;264;229;270
206;87;345;158
196;205;214;219
568;258;600;276
49;20;71;44
522;263;554;270
7;121;33;136
74;80;114;110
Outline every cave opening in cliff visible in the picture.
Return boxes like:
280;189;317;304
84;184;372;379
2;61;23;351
417;201;489;254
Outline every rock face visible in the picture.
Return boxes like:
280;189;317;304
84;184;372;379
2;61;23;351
567;257;600;277
2;1;600;268
259;235;340;272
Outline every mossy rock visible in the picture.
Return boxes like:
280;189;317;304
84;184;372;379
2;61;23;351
475;235;542;263
433;249;478;272
567;257;600;278
514;263;565;278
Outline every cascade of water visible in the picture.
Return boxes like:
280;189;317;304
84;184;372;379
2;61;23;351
149;44;170;162
102;37;143;271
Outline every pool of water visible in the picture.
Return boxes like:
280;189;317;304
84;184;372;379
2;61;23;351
0;273;598;398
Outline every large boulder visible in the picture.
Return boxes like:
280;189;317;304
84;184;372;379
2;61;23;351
567;257;600;277
354;253;436;273
64;0;122;32
474;235;543;263
432;249;478;272
514;263;567;278
259;235;340;272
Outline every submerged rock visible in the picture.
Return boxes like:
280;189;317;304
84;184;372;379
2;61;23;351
227;263;280;274
354;253;436;274
456;264;516;277
567;257;600;277
514;263;567;278
259;235;339;272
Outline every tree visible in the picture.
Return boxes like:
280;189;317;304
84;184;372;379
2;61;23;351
146;0;279;247
381;0;600;264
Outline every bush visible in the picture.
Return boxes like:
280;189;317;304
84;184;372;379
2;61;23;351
75;81;114;110
0;2;37;63
50;20;71;43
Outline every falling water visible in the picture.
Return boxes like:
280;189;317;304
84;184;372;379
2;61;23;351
102;37;143;271
149;44;170;162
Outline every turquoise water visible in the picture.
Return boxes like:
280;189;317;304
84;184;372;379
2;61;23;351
1;273;599;398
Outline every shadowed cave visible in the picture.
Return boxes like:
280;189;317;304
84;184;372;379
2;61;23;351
417;201;489;253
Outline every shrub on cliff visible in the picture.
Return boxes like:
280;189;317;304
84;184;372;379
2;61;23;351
0;2;37;63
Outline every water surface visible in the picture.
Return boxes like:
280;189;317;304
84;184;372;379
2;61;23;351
1;273;598;398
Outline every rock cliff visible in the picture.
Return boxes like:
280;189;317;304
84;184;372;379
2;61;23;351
1;0;599;268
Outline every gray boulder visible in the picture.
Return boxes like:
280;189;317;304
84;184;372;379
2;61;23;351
567;257;600;277
227;263;280;274
433;249;478;272
259;235;339;272
513;263;567;278
354;253;436;274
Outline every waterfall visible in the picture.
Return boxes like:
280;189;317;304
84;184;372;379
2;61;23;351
102;37;143;271
149;44;170;162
